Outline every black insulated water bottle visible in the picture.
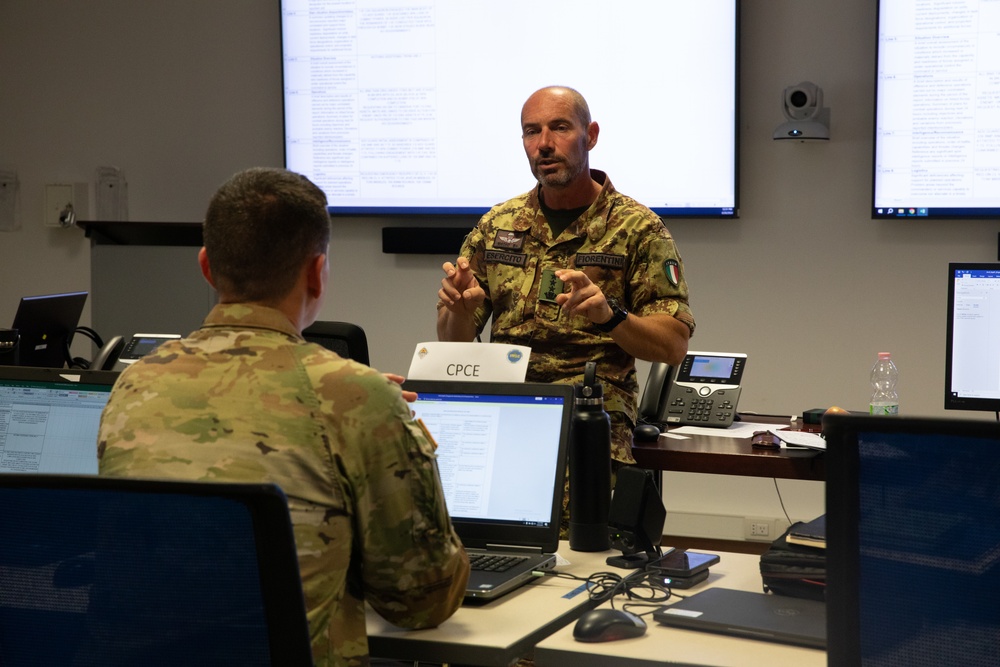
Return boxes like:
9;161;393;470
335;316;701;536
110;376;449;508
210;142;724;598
569;362;612;552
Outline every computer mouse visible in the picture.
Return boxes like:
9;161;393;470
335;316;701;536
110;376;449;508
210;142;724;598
573;608;647;642
633;423;661;441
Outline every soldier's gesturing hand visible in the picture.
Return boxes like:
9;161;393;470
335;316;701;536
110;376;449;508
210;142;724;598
439;257;486;316
554;269;612;324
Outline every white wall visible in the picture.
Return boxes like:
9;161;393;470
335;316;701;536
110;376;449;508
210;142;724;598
3;0;998;539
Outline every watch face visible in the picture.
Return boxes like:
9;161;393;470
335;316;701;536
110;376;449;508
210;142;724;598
597;296;628;332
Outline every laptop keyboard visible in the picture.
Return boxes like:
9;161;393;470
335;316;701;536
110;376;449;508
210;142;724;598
468;553;527;572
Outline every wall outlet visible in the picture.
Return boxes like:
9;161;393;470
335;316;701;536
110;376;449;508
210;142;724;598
744;517;776;541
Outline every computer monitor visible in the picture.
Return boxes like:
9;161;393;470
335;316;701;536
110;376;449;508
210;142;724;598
944;263;1000;415
872;1;1000;220
280;0;740;218
825;414;1000;666
9;291;88;368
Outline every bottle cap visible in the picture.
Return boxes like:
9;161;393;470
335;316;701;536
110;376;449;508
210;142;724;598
878;352;891;360
574;361;604;400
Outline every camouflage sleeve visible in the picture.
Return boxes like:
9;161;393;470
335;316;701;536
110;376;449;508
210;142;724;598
459;222;493;335
341;372;470;628
629;224;696;335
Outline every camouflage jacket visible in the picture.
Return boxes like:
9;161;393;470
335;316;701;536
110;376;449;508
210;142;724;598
459;171;695;462
98;303;469;667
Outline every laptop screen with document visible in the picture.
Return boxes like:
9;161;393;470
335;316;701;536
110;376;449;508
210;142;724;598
404;380;571;554
0;365;118;475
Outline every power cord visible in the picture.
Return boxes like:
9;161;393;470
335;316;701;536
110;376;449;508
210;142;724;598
772;478;793;527
536;555;688;620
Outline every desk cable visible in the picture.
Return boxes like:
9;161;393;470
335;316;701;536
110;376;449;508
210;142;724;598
534;553;689;620
771;478;794;528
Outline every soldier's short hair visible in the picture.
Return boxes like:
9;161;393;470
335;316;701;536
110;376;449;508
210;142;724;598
204;167;331;302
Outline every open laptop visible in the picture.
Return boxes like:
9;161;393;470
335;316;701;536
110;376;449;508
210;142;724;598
9;291;88;368
0;365;118;475
653;587;827;649
403;380;573;601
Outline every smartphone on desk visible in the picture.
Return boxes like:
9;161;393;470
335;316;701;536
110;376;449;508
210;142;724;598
650;550;720;577
649;551;720;589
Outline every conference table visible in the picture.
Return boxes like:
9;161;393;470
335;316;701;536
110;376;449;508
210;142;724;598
367;544;826;667
632;415;826;481
533;550;826;667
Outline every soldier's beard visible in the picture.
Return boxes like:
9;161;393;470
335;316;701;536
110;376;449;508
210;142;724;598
532;156;586;189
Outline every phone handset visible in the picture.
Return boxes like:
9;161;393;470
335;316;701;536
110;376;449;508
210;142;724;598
91;335;125;370
638;362;676;426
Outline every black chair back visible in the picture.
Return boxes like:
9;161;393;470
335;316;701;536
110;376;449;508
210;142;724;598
302;321;369;366
0;475;313;666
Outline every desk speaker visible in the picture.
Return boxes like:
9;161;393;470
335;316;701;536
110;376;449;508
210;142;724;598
607;467;666;569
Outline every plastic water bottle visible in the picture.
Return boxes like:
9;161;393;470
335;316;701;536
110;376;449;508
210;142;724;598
869;352;899;415
569;362;612;552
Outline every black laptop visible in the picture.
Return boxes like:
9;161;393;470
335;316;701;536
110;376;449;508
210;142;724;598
404;380;573;601
9;291;88;368
0;365;118;475
653;587;827;649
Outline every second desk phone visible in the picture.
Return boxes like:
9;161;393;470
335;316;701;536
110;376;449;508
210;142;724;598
639;351;747;428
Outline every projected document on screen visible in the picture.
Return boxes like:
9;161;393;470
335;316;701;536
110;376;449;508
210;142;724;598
281;0;738;216
873;1;1000;217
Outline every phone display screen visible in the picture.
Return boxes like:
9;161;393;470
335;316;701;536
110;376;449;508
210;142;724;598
676;354;746;385
690;356;736;380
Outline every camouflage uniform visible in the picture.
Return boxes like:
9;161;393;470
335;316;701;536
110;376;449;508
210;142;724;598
456;170;695;464
98;303;470;667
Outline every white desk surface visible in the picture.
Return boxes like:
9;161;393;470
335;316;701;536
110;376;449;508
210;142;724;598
534;551;827;667
366;544;612;666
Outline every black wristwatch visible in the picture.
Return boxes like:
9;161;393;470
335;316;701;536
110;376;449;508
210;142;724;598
595;297;628;332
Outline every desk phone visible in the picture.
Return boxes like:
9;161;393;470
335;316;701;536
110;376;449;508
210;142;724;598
639;352;747;428
117;333;182;366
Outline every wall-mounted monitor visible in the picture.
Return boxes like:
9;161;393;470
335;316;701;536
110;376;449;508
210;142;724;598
280;0;739;218
945;262;1000;415
872;2;1000;220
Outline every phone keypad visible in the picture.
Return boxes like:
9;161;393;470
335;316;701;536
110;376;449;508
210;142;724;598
667;388;737;425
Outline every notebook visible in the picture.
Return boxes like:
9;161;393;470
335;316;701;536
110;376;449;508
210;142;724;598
0;365;118;475
403;380;573;601
653;587;827;649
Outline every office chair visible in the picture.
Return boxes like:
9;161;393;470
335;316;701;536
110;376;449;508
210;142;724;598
302;320;370;366
0;475;313;667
